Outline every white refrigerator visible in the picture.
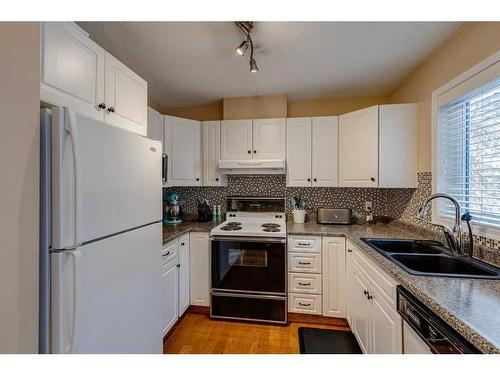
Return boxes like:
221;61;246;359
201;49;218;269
39;107;163;353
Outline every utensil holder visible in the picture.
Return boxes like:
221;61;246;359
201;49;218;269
293;209;306;224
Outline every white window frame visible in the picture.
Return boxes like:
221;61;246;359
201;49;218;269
431;50;500;240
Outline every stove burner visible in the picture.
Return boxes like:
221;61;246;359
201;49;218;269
221;225;242;231
263;227;280;232
262;223;281;228
227;222;242;226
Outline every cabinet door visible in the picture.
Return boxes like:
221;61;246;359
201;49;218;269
286;118;312;187
220;120;253;160
338;106;379;187
345;242;355;326
40;22;105;121
161;259;178;336
189;232;210;306
253;118;286;159
379;104;417;188
370;283;403;354
351;266;370;353
169;117;202;186
202;121;226;186
178;235;190;317
312;116;338;187
147;107;164;146
104;52;148;136
322;237;346;318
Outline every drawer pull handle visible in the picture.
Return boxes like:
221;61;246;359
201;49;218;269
162;251;170;257
298;302;311;307
298;261;311;265
298;242;311;246
298;282;311;286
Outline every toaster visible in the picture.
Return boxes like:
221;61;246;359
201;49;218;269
317;208;352;225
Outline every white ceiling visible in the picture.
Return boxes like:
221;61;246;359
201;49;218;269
78;22;463;107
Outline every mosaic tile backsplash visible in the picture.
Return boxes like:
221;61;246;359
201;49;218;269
165;175;415;223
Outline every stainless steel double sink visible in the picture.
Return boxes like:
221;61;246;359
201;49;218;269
362;239;500;279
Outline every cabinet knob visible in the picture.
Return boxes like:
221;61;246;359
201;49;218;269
107;106;115;113
176;264;180;268
313;178;317;182
181;242;185;246
363;290;368;295
347;249;352;253
196;178;200;181
215;177;219;181
370;177;375;182
253;150;257;154
307;178;311;182
248;150;251;154
98;103;106;110
367;294;373;300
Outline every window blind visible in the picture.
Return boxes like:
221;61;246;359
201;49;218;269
437;74;500;226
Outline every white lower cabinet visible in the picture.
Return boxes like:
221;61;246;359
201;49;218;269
161;258;178;336
347;243;403;354
189;232;210;307
322;237;346;318
178;234;190;317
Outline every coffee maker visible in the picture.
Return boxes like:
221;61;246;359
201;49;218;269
163;192;183;224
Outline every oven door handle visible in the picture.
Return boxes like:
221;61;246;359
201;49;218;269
211;235;286;244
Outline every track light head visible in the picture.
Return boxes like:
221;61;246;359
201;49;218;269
250;58;258;73
236;40;249;56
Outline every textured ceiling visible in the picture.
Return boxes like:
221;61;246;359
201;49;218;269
78;22;463;107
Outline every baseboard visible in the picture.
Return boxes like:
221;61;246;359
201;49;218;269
287;313;349;327
187;305;210;315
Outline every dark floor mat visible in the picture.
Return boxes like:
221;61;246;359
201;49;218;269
298;327;362;354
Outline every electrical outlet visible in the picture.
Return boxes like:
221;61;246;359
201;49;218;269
365;201;372;211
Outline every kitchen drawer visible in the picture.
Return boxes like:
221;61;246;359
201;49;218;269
288;293;322;315
288;273;322;294
162;239;178;265
288;252;322;273
162;256;178;274
288;236;322;253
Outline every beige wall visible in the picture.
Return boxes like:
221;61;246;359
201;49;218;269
157;95;387;120
389;22;500;172
223;95;287;120
287;96;387;117
163;100;223;121
0;22;40;353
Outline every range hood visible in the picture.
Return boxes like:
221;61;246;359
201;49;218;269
218;159;285;175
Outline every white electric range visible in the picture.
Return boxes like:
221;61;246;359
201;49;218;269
210;197;287;324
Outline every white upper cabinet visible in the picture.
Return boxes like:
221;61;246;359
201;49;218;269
147;107;163;146
286;116;338;187
41;22;148;136
312;116;338;187
339;104;417;188
203;121;226;186
40;22;105;121
379;104;417;188
252;118;286;159
166;116;202;186
104;52;148;136
221;118;286;161
220;120;253;160
286;118;312;187
339;106;379;187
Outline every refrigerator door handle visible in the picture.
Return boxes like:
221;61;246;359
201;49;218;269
65;109;82;248
68;249;82;353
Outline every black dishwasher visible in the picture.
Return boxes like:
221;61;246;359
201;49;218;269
397;286;480;354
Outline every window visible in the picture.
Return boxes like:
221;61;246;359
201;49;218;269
434;56;500;234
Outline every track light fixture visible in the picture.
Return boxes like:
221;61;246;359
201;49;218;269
235;21;258;73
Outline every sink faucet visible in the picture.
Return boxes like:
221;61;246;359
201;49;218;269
416;193;464;255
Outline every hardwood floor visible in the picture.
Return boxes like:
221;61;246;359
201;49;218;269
163;313;350;354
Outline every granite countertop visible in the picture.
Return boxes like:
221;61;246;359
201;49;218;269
162;220;220;244
287;220;500;354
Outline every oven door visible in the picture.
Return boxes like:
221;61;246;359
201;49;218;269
211;236;286;295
